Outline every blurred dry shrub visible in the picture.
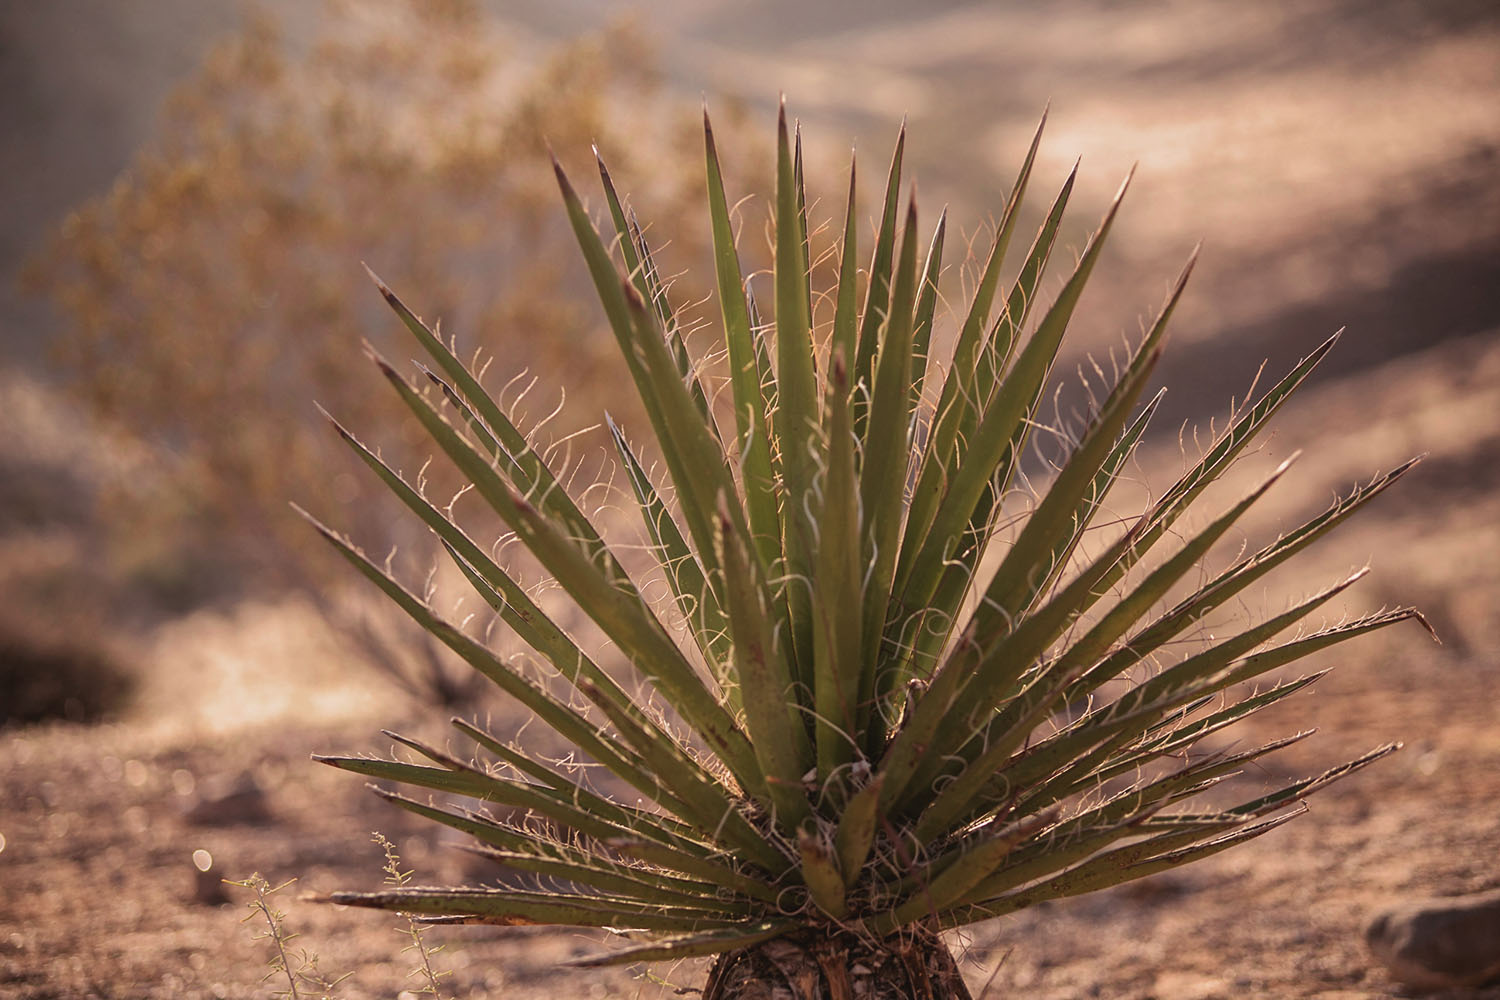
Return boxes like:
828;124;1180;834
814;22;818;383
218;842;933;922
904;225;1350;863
28;0;752;596
0;607;135;726
25;0;767;703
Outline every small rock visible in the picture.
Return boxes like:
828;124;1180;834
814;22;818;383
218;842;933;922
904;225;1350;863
190;849;229;905
1365;888;1500;991
183;771;272;826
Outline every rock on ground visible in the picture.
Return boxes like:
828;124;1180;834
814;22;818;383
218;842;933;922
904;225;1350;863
1366;889;1500;991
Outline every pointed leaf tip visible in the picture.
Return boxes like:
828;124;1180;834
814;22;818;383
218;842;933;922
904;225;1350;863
1412;610;1442;644
291;504;340;542
361;262;390;294
1394;453;1425;475
1314;328;1344;357
1171;248;1200;293
1266;450;1302;483
370;353;401;381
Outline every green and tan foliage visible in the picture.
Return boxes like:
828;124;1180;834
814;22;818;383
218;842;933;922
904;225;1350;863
25;0;726;594
307;103;1427;997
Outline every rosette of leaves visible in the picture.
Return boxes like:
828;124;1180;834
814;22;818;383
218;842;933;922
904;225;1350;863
305;102;1427;998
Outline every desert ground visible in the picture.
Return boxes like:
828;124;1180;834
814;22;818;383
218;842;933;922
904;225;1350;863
2;2;1498;998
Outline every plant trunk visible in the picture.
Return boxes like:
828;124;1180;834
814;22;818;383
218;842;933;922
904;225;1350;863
704;928;973;1000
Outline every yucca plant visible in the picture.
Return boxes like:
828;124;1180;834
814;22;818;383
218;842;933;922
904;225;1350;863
304;102;1428;998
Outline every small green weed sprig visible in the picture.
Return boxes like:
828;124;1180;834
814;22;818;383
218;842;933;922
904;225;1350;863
229;873;350;1000
373;832;450;998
